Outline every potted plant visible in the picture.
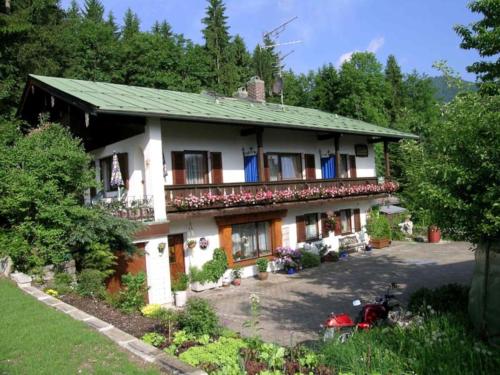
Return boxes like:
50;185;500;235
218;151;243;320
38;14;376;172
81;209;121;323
231;266;242;286
276;247;302;273
366;210;391;249
427;225;441;243
172;273;189;307
186;239;197;249
256;258;269;280
189;248;228;292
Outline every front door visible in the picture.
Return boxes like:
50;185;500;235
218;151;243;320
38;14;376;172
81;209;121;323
168;234;185;281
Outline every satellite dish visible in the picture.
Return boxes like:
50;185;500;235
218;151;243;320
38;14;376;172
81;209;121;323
272;77;283;95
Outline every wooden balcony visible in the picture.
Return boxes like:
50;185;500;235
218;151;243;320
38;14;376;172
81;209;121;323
165;177;398;213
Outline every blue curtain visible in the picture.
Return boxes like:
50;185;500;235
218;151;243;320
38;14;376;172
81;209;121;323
244;155;258;182
321;156;336;179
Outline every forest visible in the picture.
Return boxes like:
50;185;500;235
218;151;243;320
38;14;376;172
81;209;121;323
1;0;440;139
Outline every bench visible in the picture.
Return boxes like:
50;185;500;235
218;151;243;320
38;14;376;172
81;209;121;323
339;234;366;253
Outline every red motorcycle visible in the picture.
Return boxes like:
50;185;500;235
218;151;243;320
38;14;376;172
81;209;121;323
320;283;402;342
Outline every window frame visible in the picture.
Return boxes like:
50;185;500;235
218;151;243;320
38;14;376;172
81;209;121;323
231;220;272;262
266;152;303;181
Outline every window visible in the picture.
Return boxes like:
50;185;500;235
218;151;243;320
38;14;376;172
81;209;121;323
185;152;208;184
305;213;319;240
339;154;349;178
340;209;352;234
267;153;302;181
232;221;271;261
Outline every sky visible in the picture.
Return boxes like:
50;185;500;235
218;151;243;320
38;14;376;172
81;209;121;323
62;0;484;81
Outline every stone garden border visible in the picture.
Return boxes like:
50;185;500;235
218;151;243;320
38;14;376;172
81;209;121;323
10;273;206;375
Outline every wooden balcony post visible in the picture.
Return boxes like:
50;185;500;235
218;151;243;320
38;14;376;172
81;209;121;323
334;134;340;178
383;140;391;177
256;128;265;182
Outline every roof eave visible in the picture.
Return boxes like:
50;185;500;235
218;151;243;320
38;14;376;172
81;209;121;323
96;108;419;140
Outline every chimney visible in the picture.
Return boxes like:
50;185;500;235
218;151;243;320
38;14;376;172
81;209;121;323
247;76;265;103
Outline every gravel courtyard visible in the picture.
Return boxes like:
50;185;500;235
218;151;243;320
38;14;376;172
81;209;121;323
196;241;475;345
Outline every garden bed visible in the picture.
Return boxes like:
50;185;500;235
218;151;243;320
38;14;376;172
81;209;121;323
61;293;155;338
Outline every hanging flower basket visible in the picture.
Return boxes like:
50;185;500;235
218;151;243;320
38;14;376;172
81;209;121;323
199;237;209;249
186;240;197;249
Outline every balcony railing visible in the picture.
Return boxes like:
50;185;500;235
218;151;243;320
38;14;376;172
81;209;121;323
165;177;398;212
91;195;155;221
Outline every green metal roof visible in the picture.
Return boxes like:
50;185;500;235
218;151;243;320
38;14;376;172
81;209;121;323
28;74;418;140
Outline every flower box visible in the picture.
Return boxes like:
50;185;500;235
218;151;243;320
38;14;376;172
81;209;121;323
370;238;390;249
190;278;223;292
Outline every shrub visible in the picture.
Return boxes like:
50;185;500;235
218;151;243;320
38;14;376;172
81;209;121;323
142;332;166;347
178;337;247;374
319;312;500;374
53;272;73;294
117;272;147;312
408;283;470;315
179;298;219;337
81;242;117;277
76;269;105;298
189;248;227;284
140;304;162;318
366;210;391;240
300;251;321;268
172;273;189;292
256;258;269;273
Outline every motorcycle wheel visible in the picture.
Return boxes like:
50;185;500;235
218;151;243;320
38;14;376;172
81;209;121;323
338;332;352;343
322;328;335;342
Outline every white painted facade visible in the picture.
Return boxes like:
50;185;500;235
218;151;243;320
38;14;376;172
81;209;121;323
90;119;380;305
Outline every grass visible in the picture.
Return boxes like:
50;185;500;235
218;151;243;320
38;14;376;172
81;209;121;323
0;279;160;375
319;312;500;375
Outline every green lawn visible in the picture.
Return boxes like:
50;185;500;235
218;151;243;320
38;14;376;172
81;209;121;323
0;279;160;375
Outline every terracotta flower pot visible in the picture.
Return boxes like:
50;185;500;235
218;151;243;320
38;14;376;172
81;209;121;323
258;271;268;281
428;226;441;243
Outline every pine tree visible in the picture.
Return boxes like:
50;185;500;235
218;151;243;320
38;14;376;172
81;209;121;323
83;0;104;22
201;0;232;93
311;64;340;113
122;8;140;40
106;11;119;38
252;35;279;96
385;55;403;126
227;35;252;92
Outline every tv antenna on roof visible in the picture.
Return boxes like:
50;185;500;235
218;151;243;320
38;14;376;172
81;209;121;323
260;16;301;109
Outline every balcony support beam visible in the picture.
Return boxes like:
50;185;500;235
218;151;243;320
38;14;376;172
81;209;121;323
256;128;265;182
383;140;391;177
334;134;340;178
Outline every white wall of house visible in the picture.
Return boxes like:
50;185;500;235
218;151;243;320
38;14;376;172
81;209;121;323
167;199;374;281
143;236;173;305
161;121;376;183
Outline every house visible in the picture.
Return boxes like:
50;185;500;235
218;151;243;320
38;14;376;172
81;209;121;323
18;75;418;305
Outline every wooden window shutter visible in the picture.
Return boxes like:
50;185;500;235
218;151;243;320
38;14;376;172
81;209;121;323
171;151;185;185
334;211;342;235
304;154;316;180
349;155;357;178
118;153;129;189
296;215;306;243
354;208;361;232
321;213;329;238
210;152;223;184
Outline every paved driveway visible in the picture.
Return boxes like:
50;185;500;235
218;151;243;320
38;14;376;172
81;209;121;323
196;241;475;345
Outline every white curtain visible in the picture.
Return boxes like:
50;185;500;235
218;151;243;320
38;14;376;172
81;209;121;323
281;155;301;179
185;153;205;184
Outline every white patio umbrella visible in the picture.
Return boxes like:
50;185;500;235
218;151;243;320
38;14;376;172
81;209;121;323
110;152;124;199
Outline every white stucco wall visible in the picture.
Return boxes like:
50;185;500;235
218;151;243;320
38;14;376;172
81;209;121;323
162;121;376;183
